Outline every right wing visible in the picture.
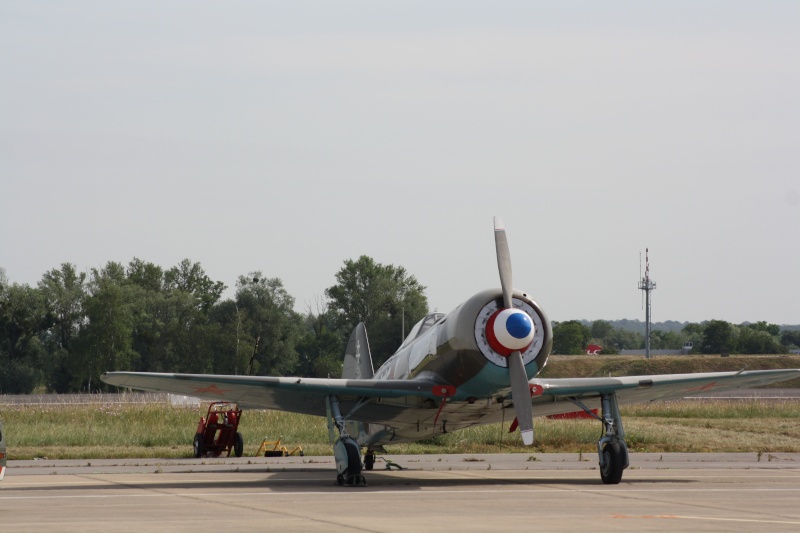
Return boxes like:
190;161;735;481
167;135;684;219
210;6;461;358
101;371;440;417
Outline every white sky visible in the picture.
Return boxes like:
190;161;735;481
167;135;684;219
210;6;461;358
2;1;799;325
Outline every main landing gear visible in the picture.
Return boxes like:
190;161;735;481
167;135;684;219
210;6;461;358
574;392;629;484
597;393;629;484
327;395;366;486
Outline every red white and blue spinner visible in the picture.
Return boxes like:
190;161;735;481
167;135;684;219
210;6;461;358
474;298;545;368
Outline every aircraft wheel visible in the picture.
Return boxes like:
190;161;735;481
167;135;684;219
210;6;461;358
334;437;365;486
233;432;244;458
600;440;625;484
344;438;362;479
193;434;204;458
364;451;375;471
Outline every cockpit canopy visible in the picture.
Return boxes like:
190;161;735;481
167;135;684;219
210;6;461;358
398;312;446;350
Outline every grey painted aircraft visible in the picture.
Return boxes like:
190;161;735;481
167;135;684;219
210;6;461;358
102;218;800;485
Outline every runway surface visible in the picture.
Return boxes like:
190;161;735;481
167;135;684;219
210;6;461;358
3;453;800;532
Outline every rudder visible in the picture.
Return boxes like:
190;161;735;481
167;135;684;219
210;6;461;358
341;323;374;379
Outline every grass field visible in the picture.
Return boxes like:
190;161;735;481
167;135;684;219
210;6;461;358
2;398;799;460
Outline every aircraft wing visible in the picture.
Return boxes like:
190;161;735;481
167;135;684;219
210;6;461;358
527;368;800;417
101;371;441;415
103;368;800;432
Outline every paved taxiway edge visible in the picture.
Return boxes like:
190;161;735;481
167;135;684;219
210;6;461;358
6;452;800;476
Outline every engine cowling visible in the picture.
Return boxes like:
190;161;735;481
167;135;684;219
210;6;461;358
474;296;549;370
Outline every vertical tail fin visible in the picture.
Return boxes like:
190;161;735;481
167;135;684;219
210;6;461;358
341;323;374;379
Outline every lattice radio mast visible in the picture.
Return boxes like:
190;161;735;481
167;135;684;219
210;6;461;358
638;249;657;359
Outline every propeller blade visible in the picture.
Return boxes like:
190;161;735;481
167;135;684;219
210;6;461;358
508;349;534;445
493;217;513;309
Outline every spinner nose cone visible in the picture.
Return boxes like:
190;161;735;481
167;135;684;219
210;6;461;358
486;308;535;357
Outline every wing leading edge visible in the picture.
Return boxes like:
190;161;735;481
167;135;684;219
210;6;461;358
101;371;441;415
103;368;800;434
525;368;800;418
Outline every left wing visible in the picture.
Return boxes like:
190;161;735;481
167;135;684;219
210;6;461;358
525;368;800;418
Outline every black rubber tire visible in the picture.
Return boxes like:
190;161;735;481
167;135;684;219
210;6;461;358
364;451;375;471
193;434;204;458
233;432;244;458
600;440;625;484
344;439;362;479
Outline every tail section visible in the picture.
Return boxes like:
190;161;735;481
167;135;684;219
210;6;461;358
342;323;374;379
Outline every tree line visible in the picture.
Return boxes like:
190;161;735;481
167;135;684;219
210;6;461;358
552;319;800;355
3;257;797;394
0;257;428;394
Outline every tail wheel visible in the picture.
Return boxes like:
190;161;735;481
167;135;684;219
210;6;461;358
600;440;625;484
233;432;244;458
193;434;204;458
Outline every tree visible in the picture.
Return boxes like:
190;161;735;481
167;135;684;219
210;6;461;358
296;299;345;377
127;258;164;292
745;321;781;337
72;263;138;391
0;279;49;393
38;263;86;349
552;320;591;355
738;327;781;354
325;256;428;365
781;330;800;349
0;282;51;361
590;320;615;339
38;263;88;392
650;330;687;350
234;274;302;376
681;323;705;353
207;299;248;375
165;259;226;312
701;320;735;354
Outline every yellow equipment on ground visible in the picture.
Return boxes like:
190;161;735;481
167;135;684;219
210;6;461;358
256;437;304;457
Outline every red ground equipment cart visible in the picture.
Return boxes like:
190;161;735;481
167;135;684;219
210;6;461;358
193;402;244;458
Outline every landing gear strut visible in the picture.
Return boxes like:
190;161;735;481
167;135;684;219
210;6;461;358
596;393;629;484
327;395;366;486
571;392;629;484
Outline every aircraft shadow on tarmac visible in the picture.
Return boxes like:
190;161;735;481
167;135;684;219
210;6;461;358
9;470;697;493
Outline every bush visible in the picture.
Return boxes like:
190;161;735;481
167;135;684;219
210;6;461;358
0;360;42;394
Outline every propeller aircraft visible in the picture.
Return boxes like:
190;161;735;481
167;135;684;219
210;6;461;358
102;218;800;485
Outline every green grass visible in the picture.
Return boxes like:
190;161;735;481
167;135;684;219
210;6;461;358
2;397;800;459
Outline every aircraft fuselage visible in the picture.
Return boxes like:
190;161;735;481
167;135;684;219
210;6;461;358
360;288;552;445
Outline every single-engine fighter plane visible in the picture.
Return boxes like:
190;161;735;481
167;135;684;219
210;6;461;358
102;218;800;485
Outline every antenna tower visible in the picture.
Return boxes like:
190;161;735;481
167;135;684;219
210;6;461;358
638;249;657;359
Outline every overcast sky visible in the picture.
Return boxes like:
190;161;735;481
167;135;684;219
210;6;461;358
2;1;799;325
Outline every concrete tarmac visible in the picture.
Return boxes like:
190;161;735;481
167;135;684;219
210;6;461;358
3;453;800;532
